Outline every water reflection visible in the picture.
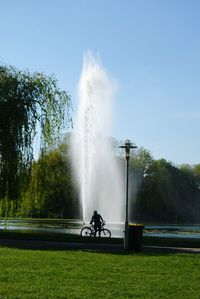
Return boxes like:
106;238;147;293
1;220;200;239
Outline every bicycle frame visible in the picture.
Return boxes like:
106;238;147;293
80;221;111;238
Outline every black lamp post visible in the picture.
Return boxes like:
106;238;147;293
119;140;137;250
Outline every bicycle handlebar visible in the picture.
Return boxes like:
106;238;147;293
89;221;105;227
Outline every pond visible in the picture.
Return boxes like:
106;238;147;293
144;225;200;239
1;219;200;239
0;219;200;239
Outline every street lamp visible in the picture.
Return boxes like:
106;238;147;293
119;140;137;250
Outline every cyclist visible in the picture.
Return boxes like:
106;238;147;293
90;210;104;237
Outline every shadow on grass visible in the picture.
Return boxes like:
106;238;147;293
0;230;199;255
1;238;199;257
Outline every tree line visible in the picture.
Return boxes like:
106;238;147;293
129;149;200;223
1;64;200;224
1;136;200;224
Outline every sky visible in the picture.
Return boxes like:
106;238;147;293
1;0;200;165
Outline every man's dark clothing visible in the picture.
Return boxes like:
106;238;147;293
90;213;103;236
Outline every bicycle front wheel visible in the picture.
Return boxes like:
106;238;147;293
100;228;111;238
80;227;92;237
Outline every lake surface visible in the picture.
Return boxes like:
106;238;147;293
143;225;200;239
1;219;200;239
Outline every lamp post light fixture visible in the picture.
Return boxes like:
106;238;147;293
119;140;137;250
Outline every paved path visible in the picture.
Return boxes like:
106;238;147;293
0;238;200;254
0;238;123;251
143;245;200;254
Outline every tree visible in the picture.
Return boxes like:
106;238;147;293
20;142;79;219
135;159;200;223
0;65;71;203
181;164;200;189
127;148;153;221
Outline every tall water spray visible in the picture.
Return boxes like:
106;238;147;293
71;52;124;223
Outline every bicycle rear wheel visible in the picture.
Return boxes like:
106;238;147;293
100;228;111;238
80;227;92;237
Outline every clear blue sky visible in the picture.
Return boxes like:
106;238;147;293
1;0;200;165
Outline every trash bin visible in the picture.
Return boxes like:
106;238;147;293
128;224;145;251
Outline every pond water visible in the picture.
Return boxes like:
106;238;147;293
143;225;200;239
1;219;200;239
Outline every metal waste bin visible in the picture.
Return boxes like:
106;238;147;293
128;224;145;251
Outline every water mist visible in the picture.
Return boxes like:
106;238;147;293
71;52;124;223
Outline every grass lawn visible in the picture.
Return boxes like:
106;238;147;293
0;247;200;299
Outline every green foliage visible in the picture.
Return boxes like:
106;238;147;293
130;147;153;175
20;141;79;219
0;248;200;299
0;64;71;204
118;141;200;224
133;158;200;223
0;196;18;222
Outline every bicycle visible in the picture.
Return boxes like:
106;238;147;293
80;221;111;238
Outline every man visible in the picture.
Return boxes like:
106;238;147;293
90;210;104;237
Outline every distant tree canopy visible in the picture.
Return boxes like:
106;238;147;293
1;129;200;222
20;142;79;219
0;65;71;201
108;141;200;224
131;157;200;224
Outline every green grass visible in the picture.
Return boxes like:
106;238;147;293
0;247;200;299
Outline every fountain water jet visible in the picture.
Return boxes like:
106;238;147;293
71;52;124;223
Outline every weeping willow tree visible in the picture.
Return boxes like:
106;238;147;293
0;65;72;213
